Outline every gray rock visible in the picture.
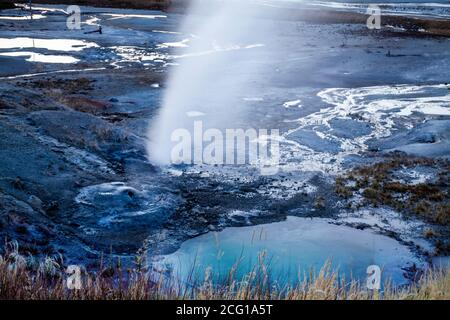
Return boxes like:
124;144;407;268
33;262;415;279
27;195;43;212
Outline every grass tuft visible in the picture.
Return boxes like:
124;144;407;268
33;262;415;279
0;241;449;300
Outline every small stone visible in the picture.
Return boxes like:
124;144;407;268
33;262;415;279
45;201;59;216
15;225;28;234
28;195;43;211
198;217;208;224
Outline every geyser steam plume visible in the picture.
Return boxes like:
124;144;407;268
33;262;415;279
147;0;280;166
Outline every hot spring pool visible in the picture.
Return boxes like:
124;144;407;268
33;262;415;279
156;217;424;286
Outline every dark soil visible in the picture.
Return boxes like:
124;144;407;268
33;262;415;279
0;1;15;10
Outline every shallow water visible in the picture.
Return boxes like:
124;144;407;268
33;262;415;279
0;37;98;51
0;51;79;63
0;14;47;20
157;217;423;286
279;84;450;173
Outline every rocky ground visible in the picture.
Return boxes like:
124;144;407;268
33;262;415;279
0;66;338;266
0;3;449;274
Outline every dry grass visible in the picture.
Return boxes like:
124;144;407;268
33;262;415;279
1;241;449;300
335;156;450;255
335;157;450;226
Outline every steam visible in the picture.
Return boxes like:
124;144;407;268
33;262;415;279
147;0;279;165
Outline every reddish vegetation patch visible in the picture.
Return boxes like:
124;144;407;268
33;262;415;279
336;157;450;226
62;96;110;114
336;156;450;254
17;78;112;114
19;78;94;93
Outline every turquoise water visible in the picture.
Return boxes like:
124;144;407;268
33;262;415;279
157;217;424;287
